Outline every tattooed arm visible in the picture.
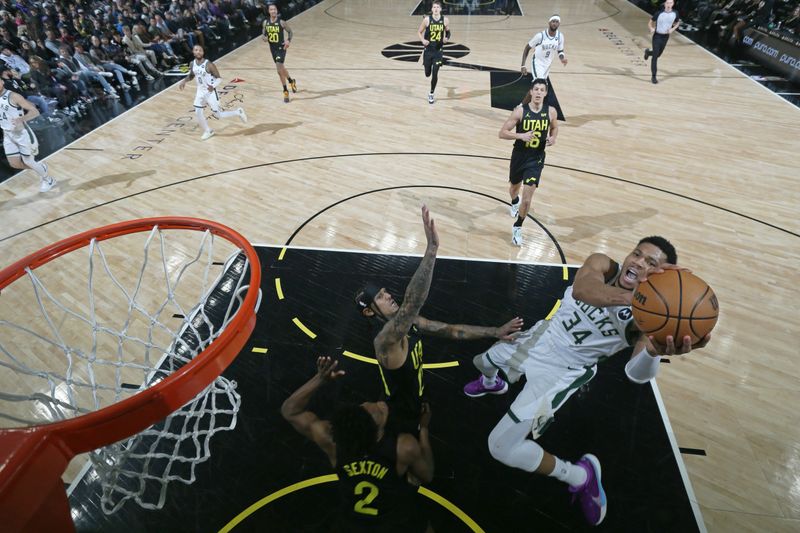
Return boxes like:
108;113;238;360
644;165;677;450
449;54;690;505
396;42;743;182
374;205;439;368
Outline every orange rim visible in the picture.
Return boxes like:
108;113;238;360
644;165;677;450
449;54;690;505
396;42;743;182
0;217;261;529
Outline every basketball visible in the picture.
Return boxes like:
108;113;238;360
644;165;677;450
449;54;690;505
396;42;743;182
632;270;719;346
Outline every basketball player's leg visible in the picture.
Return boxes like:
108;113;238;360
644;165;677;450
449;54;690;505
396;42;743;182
464;325;544;397
6;133;56;191
206;90;246;122
508;152;524;217
512;165;542;246
194;90;214;139
487;363;607;525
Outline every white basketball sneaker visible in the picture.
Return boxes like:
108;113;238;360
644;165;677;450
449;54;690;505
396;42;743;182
201;129;215;141
238;108;247;124
39;176;56;192
511;226;523;246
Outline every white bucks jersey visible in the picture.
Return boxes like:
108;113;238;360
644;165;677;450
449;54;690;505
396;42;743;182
543;268;635;367
192;59;215;89
0;90;23;131
528;30;564;78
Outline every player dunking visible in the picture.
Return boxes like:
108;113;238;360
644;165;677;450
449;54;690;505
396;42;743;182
178;44;247;141
463;237;710;526
263;3;296;103
500;79;558;247
355;206;522;436
521;14;567;120
0;76;56;192
418;1;450;104
281;356;434;532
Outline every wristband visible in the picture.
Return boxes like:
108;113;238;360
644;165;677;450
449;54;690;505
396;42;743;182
624;347;660;384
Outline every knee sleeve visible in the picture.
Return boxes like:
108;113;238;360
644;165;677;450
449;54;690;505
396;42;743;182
487;414;544;472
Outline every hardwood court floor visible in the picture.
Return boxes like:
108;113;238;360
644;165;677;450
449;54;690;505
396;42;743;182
0;0;798;531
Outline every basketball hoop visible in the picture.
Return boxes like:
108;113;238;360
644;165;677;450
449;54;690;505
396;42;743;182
0;217;261;532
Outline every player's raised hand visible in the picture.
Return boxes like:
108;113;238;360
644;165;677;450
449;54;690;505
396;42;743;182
316;356;345;382
496;317;524;340
421;204;439;250
640;263;691;283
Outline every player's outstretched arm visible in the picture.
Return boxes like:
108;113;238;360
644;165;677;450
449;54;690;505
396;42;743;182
280;356;343;466
572;253;633;307
374;205;439;355
414;316;523;341
546;106;559;146
520;43;531;74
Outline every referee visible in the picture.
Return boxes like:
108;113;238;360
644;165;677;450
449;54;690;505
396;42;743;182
644;0;680;84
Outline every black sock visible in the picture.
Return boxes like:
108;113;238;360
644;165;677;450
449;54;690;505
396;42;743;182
511;196;520;205
514;216;524;227
282;84;287;91
288;77;294;83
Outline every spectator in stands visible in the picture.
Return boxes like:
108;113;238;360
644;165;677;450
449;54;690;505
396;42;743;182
89;36;140;89
74;42;132;91
122;24;161;73
29;55;79;112
57;44;119;99
783;5;799;33
0;46;30;77
0;66;52;117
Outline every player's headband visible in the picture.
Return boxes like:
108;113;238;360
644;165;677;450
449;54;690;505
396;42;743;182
549;15;561;22
355;282;382;312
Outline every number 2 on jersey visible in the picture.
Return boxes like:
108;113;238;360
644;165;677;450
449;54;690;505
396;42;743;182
354;481;379;516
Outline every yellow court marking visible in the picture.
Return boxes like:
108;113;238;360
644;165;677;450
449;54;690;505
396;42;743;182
251;347;268;354
219;474;484;533
342;350;458;369
274;278;284;300
218;474;338;533
545;299;562;320
418;486;486;533
292;317;317;339
278;247;287;261
562;265;569;280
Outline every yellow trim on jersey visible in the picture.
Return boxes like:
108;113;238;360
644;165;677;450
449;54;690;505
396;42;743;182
545;299;561;320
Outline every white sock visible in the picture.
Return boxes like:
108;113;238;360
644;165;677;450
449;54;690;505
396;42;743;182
550;457;588;487
481;374;497;387
195;108;210;132
21;156;48;178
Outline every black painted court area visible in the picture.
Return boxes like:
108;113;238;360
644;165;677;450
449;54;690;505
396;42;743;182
69;246;699;532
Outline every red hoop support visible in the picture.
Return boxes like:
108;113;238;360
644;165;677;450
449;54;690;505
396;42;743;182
0;217;262;532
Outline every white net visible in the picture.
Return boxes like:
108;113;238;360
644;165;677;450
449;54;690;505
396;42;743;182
0;223;258;514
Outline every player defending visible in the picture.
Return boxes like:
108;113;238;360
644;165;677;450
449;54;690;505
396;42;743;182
463;237;710;526
179;44;246;141
355;205;523;435
263;3;296;103
521;14;567;120
418;1;450;104
281;356;434;532
0;76;56;192
499;79;558;247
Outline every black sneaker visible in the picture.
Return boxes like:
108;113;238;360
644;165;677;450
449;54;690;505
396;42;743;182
651;76;658;84
644;49;651;60
290;78;297;93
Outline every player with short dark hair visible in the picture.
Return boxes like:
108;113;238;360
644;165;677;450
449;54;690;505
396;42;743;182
499;78;559;247
355;205;523;436
281;356;433;532
417;1;450;104
178;44;247;140
263;3;296;103
464;237;707;526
